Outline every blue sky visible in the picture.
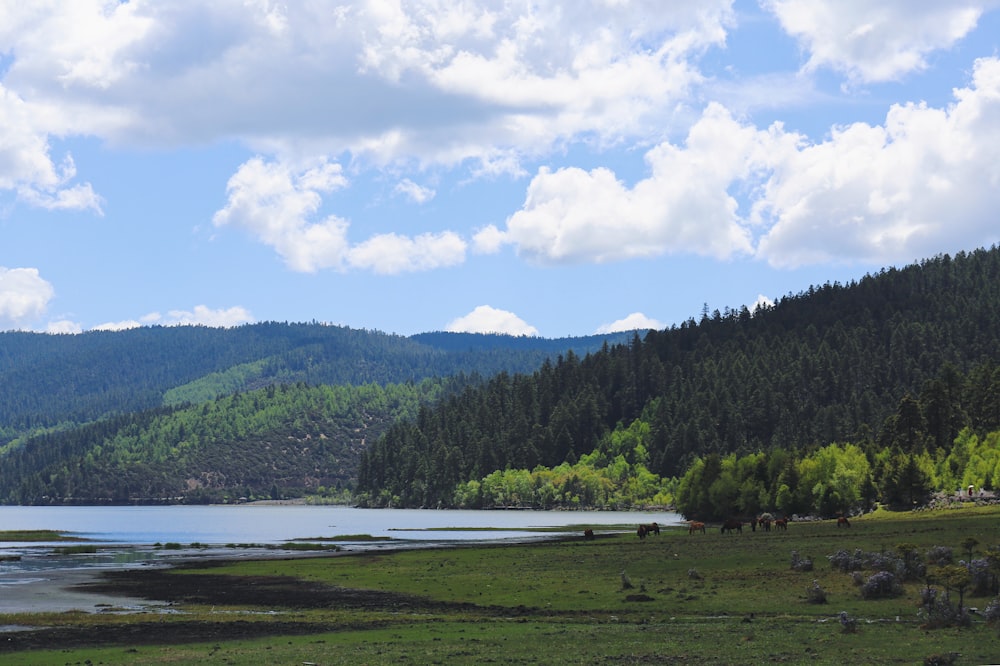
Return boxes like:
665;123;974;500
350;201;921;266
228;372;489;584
2;1;999;337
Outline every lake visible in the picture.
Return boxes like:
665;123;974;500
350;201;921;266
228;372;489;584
0;504;681;546
0;505;682;613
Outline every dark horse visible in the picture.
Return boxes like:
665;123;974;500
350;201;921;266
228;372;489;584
837;516;851;528
721;519;743;534
584;528;595;540
637;522;659;539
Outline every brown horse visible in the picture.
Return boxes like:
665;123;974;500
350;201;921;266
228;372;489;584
637;524;648;539
774;518;788;531
688;521;706;534
837;516;851;528
721;519;743;534
584;528;595;540
758;517;772;532
641;522;660;536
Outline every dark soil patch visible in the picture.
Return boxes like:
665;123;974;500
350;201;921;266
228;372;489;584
1;560;496;653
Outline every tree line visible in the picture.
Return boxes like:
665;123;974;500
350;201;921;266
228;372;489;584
356;247;1000;512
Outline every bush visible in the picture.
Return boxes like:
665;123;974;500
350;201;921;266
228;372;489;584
860;571;903;599
983;597;1000;624
925;546;953;566
791;550;814;572
917;586;971;629
806;580;827;604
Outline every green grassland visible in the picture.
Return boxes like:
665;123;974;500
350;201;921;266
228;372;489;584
4;506;1000;664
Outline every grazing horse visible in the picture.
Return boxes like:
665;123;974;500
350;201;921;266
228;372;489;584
721;519;743;534
584;528;595;540
837;516;851;528
758;517;772;532
774;518;788;531
637;524;648;539
641;522;660;536
688;521;706;534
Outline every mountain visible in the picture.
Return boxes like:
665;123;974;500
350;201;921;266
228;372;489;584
0;323;633;446
0;325;632;504
355;247;1000;509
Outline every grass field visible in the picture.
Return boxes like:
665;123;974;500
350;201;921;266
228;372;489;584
3;505;1000;664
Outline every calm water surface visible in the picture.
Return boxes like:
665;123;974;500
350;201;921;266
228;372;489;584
0;506;682;612
0;505;681;546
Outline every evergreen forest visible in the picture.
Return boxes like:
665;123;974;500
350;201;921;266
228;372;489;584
2;247;999;515
356;247;1000;518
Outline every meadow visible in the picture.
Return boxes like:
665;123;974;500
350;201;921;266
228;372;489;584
2;505;1000;664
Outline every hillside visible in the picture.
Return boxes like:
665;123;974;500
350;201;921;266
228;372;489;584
0;325;631;504
0;324;631;446
356;247;1000;511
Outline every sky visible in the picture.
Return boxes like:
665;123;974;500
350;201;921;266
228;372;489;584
2;1;999;338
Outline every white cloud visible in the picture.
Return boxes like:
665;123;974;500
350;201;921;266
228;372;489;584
497;57;1000;270
595;312;664;334
93;305;254;331
0;267;55;328
45;319;83;334
471;224;506;254
162;305;254;327
447;305;539;336
0;0;735;182
215;156;467;274
347;231;467;275
497;103;773;265
212;157;351;273
756;56;1000;267
394;179;435;204
750;294;774;313
763;0;989;83
0;85;103;213
92;319;143;332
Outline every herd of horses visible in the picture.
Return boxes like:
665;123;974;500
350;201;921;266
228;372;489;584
632;514;850;538
586;514;853;540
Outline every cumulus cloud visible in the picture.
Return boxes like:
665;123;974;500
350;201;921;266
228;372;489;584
0;267;55;329
494;57;1000;269
446;305;539;336
212;156;351;273
214;156;467;274
394;179;435;204
595;312;664;334
0;1;733;183
0;85;103;213
93;305;254;331
496;103;775;265
763;0;988;83
756;56;1000;267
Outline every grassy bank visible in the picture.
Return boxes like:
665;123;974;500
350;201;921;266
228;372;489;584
4;506;1000;664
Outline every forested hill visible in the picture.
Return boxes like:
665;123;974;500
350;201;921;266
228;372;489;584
356;247;1000;509
0;323;632;446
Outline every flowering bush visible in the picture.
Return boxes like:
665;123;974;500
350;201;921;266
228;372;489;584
925;546;953;566
860;571;903;599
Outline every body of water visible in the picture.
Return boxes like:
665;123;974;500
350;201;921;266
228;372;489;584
0;505;681;614
0;504;680;546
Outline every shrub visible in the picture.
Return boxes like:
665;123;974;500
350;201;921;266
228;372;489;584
860;571;903;599
791;550;814;572
983;597;1000;624
917;586;971;629
806;580;827;604
925;546;953;566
